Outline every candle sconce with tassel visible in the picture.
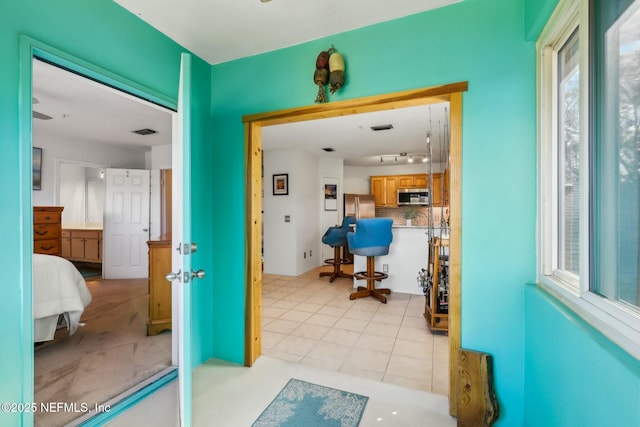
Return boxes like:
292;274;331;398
313;46;345;103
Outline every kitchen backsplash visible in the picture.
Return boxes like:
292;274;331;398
375;206;449;226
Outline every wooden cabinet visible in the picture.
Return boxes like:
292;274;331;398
34;206;64;256
431;171;449;206
371;173;447;207
62;229;102;263
147;237;172;335
370;176;398;207
397;175;415;188
413;174;428;187
397;174;428;188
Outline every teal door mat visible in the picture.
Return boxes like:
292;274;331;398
252;378;368;427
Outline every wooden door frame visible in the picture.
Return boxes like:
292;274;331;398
243;82;466;415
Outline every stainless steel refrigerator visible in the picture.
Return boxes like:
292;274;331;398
344;194;376;220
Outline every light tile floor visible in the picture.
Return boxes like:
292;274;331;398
108;356;456;427
107;265;453;427
261;265;449;395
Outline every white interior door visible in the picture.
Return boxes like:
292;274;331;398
103;168;150;279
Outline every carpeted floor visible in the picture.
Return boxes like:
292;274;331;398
34;278;172;427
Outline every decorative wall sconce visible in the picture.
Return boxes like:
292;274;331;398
313;46;345;103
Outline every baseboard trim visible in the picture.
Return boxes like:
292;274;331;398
67;366;178;427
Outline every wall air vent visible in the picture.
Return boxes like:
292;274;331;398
132;128;158;135
370;124;393;131
322;147;335;152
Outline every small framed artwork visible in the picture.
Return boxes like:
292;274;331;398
33;147;42;190
324;183;337;211
273;173;289;195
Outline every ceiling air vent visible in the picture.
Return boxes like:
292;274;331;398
132;128;158;136
370;124;393;131
322;147;335;152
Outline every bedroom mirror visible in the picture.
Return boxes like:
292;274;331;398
85;169;105;226
58;162;106;227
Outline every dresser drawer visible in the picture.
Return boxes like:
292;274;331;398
34;239;61;255
34;212;61;224
34;224;60;240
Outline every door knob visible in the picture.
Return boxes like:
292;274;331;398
165;270;182;282
191;269;205;280
143;228;149;232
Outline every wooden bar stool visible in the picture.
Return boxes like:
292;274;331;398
319;216;356;282
347;218;393;303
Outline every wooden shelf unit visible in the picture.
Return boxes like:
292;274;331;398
424;236;449;332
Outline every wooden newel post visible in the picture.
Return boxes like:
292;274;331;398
457;348;499;427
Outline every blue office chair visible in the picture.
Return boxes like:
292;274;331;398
347;218;393;303
319;216;357;282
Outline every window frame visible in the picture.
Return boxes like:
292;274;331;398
537;0;640;359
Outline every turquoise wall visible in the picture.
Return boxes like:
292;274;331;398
0;1;213;426
524;0;560;40
524;285;640;426
211;0;536;425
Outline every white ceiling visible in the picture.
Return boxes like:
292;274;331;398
262;103;450;167
32;1;456;166
32;59;173;149
113;0;462;65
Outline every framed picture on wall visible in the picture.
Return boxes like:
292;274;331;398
273;173;288;195
324;183;337;211
33;147;42;191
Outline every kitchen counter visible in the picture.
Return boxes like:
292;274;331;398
352;226;430;295
63;224;103;230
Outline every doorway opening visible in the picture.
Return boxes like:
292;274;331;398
30;55;177;426
244;83;466;415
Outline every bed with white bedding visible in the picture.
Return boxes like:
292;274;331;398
33;254;92;342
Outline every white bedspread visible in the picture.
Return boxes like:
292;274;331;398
33;254;92;342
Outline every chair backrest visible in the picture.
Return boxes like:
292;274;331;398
322;216;357;246
347;218;393;257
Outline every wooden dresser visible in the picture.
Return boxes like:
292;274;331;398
33;206;64;256
147;235;172;335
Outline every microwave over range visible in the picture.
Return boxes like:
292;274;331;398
397;188;429;206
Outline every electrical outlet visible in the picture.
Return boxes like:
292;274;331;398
284;215;291;222
383;264;389;273
309;250;312;257
304;252;306;259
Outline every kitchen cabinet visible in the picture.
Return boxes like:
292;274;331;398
431;171;449;206
147;236;172;335
370;176;398;207
62;229;102;263
34;206;64;256
372;173;447;207
397;174;428;188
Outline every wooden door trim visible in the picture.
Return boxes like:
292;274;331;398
243;82;466;416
